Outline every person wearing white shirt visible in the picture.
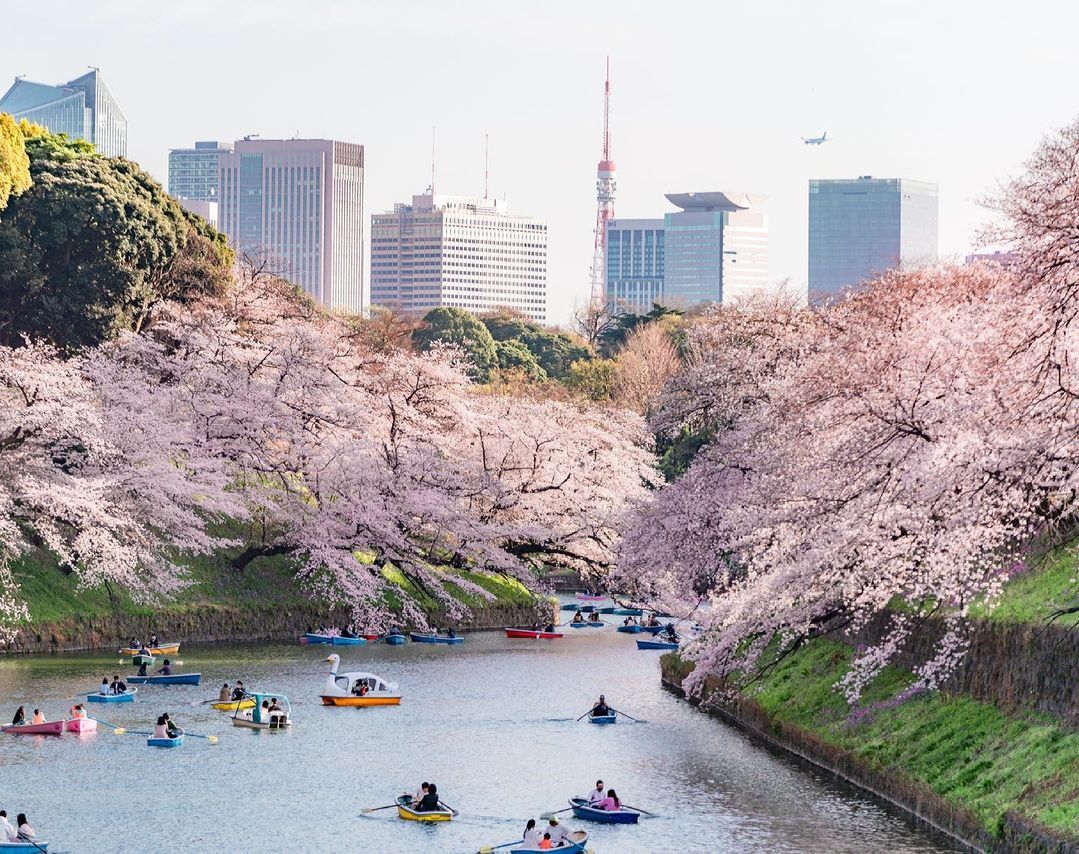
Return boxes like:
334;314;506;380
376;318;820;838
16;814;35;843
546;818;570;845
587;780;605;804
518;819;542;849
0;811;16;843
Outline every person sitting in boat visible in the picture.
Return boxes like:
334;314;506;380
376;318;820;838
587;779;605;805
351;679;369;697
546;817;570;846
219;683;231;703
573;610;584;622
268;697;284;723
111;675;127;695
591;695;611;717
137;661;148;677
129;636;139;649
149;633;158;647
414;782;441;812
538;833;553;850
646;614;660;627
623;615;637;626
31;709;45;725
0;810;15;843
11;707;25;726
100;677;110;695
447;627;457;638
518;818;542;849
594;789;622;811
164;713;180;738
138;644;150;656
69;703;87;720
340;626;356;639
15;814;36;844
154;715;169;739
231;680;245;701
664;624;680;643
544;623;556;633
157;659;173;676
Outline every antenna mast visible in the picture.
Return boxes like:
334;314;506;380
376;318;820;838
590;57;617;306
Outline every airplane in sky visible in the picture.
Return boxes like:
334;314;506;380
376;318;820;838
802;131;830;145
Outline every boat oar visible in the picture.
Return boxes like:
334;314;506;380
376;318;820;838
360;803;401;814
622;803;659;817
575;710;593;722
183;730;218;744
16;835;47;854
539;806;574;820
90;717;131;735
438;801;460;817
608;706;645;723
477;840;522;853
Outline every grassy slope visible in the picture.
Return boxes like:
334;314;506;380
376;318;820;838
975;547;1079;627
748;640;1079;839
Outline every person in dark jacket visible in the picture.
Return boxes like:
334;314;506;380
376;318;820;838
415;783;441;812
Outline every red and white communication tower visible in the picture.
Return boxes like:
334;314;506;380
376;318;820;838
590;58;616;305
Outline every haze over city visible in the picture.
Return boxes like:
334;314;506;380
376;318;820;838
5;0;1077;323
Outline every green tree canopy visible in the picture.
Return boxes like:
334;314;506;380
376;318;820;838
0;132;233;350
0;114;31;212
480;310;593;380
494;338;547;381
598;303;683;357
412;306;499;381
564;357;617;401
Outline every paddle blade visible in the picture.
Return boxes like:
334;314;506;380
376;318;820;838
112;727;126;735
207;735;218;744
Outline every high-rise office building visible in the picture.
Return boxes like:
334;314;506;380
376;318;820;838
662;192;770;307
808;176;938;297
0;70;127;157
606;219;665;314
370;193;547;323
217;137;365;314
168;141;232;201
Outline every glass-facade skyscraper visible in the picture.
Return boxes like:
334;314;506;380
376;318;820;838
808;177;938;297
371;193;547;323
0;70;127;157
217;138;366;313
168;141;232;201
662;192;770;308
606;219;665;314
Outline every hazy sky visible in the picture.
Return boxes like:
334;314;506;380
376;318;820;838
5;0;1079;324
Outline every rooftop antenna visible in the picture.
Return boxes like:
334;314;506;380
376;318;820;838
484;133;489;199
431;125;436;196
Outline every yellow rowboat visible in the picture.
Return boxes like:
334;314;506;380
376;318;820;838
119;642;180;656
210;698;255;712
396;795;454;822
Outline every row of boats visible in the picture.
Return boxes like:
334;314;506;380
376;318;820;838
302;631;460;646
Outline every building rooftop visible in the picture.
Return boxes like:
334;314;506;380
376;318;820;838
665;191;767;211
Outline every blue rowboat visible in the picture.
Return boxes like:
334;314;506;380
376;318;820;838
595;606;616;614
585;621;605;628
0;841;50;852
568;797;640;824
560;603;579;611
578;605;596;613
588;713;617;724
86;688;137;703
639;624;666;634
383;633;407;645
612;608;643;616
409;633;464;645
616;625;643;634
516;830;588;853
568;621;589;629
636;638;678;650
127;673;201;686
147;731;184;748
331;635;366;646
305;633;334;644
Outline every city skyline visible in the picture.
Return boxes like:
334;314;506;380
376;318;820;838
3;1;1077;325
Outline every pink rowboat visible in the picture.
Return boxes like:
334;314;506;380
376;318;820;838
2;720;65;736
504;627;564;639
65;717;98;734
575;593;606;602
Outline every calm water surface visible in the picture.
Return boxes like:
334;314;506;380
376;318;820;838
0;615;963;853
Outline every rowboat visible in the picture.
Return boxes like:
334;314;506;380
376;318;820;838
617;625;643;634
560;603;579;611
504;627;563;639
568;621;589;629
516;830;588;853
384;633;407;645
332;635;366;646
636;638;679;650
86;688;137;703
119;642;180;656
585;620;605;628
596;606;616;614
639;624;666;634
568;797;641;824
65;717;97;733
131;654;154;666
0;840;50;851
396;795;454;822
304;633;334;644
576;592;606;602
409;633;463;644
128;672;201;686
147;730;184;748
231;692;292;729
588;713;617;724
2;720;64;736
210;698;255;712
613;608;644;616
321;655;401;707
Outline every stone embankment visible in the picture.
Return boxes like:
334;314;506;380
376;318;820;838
4;601;553;655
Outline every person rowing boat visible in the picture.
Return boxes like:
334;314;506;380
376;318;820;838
587;779;605;805
590;695;611;718
413;782;441;812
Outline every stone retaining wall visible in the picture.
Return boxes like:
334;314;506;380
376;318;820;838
3;600;554;654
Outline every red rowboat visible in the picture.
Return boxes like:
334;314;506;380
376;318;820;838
504;627;564;639
2;720;65;736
